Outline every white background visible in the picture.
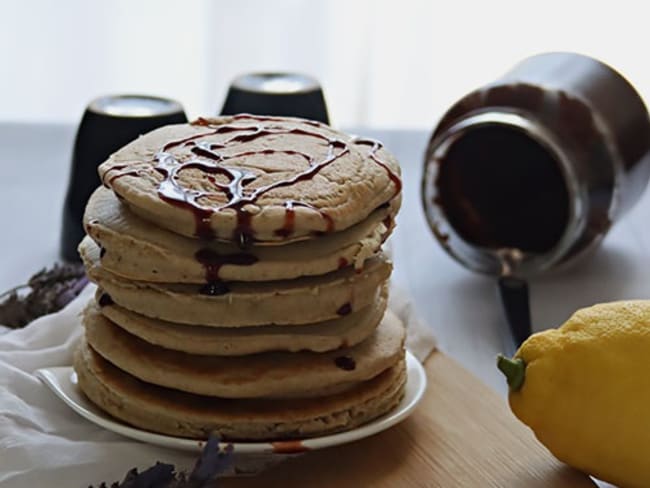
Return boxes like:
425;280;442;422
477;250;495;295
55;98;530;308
1;0;649;128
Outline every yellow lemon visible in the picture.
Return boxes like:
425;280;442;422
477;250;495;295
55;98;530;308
497;300;650;488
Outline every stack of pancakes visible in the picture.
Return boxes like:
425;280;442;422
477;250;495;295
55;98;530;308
74;114;405;441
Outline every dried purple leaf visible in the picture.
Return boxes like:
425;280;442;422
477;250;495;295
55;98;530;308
188;437;234;486
118;462;175;488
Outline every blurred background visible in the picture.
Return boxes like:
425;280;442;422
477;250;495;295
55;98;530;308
1;0;648;129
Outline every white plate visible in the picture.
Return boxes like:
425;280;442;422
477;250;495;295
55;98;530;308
35;350;426;453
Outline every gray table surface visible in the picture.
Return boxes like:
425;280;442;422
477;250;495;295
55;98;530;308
2;122;650;400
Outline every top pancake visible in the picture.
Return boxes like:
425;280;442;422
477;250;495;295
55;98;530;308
98;115;402;243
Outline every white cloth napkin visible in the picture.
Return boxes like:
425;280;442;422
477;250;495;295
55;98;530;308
0;283;436;488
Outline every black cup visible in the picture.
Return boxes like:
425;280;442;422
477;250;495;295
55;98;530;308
220;72;330;124
60;94;187;262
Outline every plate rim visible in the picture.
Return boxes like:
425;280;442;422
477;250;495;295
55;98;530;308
35;350;427;453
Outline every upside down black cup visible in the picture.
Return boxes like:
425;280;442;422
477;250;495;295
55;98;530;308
60;95;187;262
220;72;330;124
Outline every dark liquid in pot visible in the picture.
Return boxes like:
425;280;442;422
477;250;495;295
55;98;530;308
435;125;570;253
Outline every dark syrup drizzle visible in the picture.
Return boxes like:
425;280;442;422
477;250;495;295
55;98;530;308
152;120;350;243
105;115;402;283
98;293;114;307
274;200;296;238
334;355;356;371
198;281;230;296
194;247;259;294
102;164;142;188
336;302;352;316
352;137;403;195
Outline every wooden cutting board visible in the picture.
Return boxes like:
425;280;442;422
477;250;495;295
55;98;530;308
223;351;595;487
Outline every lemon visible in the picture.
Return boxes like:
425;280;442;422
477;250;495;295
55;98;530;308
497;300;650;488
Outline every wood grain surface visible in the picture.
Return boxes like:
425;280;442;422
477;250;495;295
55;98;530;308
223;351;595;487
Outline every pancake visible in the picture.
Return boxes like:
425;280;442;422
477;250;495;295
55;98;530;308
95;285;387;355
97;115;402;243
74;341;406;440
83;308;405;399
84;186;395;283
75;115;407;442
81;237;392;327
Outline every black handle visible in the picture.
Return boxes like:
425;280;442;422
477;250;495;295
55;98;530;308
497;276;532;355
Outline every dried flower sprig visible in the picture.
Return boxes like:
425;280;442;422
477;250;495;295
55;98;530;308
0;263;87;328
91;436;234;487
